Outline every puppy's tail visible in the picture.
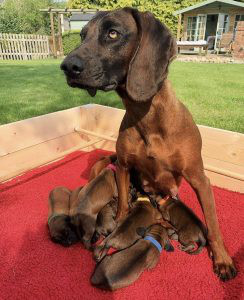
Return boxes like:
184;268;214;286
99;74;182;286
188;233;207;255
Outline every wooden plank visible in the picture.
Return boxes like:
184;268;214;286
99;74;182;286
75;127;117;142
177;14;182;41
50;12;57;58
29;34;34;59
14;34;18;60
0;106;82;156
45;36;50;57
199;125;244;166
205;169;244;193
0;132;99;183
0;129;117;183
79;104;125;134
203;156;244;181
57;13;64;56
4;33;10;60
12;34;16;60
39;35;44;59
0;33;3;60
8;33;13;60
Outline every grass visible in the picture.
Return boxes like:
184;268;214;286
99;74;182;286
0;59;243;133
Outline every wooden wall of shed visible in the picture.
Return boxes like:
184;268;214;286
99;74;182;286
181;7;244;40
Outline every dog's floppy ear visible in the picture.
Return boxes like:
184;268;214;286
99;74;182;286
126;9;177;102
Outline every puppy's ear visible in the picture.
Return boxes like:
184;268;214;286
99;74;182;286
165;240;174;252
126;9;176;102
136;227;147;237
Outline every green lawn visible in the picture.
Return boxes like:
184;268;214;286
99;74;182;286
0;59;243;133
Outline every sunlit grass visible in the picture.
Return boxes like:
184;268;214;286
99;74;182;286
0;59;243;133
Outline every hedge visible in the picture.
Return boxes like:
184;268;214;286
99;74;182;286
62;30;81;55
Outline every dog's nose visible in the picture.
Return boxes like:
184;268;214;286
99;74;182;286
60;56;84;77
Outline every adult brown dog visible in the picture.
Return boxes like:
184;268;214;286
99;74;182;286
48;186;78;246
61;7;236;280
91;224;174;290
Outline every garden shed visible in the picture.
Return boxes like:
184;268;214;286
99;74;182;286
174;0;244;50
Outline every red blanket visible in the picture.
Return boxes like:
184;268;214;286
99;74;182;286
0;149;243;300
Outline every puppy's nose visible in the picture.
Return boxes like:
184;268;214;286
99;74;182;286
60;55;84;77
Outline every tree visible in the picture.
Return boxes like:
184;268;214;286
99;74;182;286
67;0;203;34
0;0;64;34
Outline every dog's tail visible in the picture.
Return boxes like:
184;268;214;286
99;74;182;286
187;233;207;255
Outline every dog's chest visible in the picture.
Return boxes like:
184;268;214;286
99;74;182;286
119;128;174;167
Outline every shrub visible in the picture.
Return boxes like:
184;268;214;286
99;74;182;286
62;30;81;55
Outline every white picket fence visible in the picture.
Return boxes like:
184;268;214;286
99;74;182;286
0;33;50;60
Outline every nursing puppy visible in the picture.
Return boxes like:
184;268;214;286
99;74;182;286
91;224;174;290
95;198;118;237
91;198;118;245
48;186;78;246
93;197;171;262
157;196;207;254
70;168;118;250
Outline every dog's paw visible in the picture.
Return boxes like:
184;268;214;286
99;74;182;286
213;261;237;281
93;245;108;262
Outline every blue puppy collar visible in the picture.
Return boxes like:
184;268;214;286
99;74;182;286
144;236;162;253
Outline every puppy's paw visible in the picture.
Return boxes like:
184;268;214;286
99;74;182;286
93;245;108;262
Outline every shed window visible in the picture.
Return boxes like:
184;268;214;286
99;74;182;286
187;16;197;41
234;14;244;31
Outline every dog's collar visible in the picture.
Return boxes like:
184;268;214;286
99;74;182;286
106;163;116;172
144;236;162;253
137;196;150;203
157;195;179;206
48;213;67;226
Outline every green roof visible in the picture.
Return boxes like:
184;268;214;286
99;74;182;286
174;0;244;15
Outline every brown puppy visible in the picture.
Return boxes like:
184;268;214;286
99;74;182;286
95;197;118;237
89;154;117;181
61;7;236;280
70;168;118;250
157;196;207;254
93;197;170;262
48;186;78;246
91;224;174;290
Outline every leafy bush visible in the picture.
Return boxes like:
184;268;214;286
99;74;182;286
0;0;53;35
67;0;203;34
62;30;81;55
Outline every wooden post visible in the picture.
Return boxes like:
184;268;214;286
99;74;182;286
50;11;57;58
177;14;182;41
57;13;64;57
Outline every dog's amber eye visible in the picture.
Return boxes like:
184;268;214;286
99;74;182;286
108;30;118;39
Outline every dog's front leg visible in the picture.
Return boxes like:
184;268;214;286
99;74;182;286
183;165;237;281
115;162;130;221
